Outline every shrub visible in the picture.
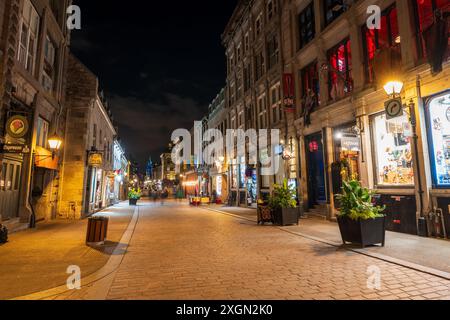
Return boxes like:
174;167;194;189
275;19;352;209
336;180;385;220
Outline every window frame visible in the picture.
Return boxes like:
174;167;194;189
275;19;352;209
298;2;316;50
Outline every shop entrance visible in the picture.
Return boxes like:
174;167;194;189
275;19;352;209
0;158;22;220
305;132;326;208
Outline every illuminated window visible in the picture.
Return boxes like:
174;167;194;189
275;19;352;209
372;113;414;186
327;38;353;100
413;0;450;59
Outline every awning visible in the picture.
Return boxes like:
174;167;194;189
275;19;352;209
35;146;59;170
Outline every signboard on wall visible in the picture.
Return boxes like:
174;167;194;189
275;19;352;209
283;73;295;112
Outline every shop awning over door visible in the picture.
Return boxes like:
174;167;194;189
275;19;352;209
35;146;59;170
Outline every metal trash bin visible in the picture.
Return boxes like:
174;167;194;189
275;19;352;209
86;216;109;245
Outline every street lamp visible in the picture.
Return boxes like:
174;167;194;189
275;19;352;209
48;134;62;159
383;80;404;97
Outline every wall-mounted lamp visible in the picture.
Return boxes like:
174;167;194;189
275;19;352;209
383;80;404;97
48;134;62;159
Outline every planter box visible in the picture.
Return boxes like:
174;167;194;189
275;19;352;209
337;216;386;248
129;199;138;206
274;207;299;226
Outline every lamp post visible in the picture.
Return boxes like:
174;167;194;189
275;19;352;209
383;80;426;236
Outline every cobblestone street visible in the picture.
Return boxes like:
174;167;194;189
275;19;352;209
43;200;450;300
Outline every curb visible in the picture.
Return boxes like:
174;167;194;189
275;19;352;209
203;207;450;281
12;205;141;300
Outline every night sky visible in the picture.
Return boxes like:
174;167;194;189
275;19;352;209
71;0;238;169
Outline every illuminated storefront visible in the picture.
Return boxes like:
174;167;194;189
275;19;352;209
426;92;450;187
371;113;414;187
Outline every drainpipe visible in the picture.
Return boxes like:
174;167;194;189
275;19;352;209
411;75;425;219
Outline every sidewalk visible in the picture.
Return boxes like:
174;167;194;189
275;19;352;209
207;205;450;277
0;202;134;300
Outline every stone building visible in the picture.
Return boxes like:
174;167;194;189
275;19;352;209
217;0;450;236
59;55;116;219
207;87;229;203
281;0;449;236
0;0;71;228
222;0;299;208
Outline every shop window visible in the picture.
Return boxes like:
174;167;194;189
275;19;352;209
426;92;450;187
413;0;450;59
232;165;238;189
327;38;353;101
362;5;401;83
0;163;6;190
372;113;414;186
14;165;21;191
298;2;315;49
36;117;49;148
239;165;246;189
324;0;346;27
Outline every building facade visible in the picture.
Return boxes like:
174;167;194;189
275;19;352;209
206;88;229;203
222;0;300;208
0;0;71;227
214;0;450;237
59;55;117;219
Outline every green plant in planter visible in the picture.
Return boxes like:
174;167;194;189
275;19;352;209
128;188;142;200
268;179;297;210
336;180;385;220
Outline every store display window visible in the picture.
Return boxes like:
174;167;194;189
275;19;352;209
372;113;414;186
427;92;450;187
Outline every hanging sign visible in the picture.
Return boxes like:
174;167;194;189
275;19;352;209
88;152;103;167
6;115;29;139
385;98;403;120
340;136;361;152
283;73;295;112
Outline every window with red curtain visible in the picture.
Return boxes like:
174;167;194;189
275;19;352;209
414;0;450;59
362;5;401;83
327;38;353;100
301;61;320;103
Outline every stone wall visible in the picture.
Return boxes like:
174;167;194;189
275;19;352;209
59;55;98;219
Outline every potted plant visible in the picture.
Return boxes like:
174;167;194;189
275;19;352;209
336;180;386;248
128;188;141;206
268;179;299;226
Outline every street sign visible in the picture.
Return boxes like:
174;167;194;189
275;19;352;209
2;144;30;154
385;98;403;120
